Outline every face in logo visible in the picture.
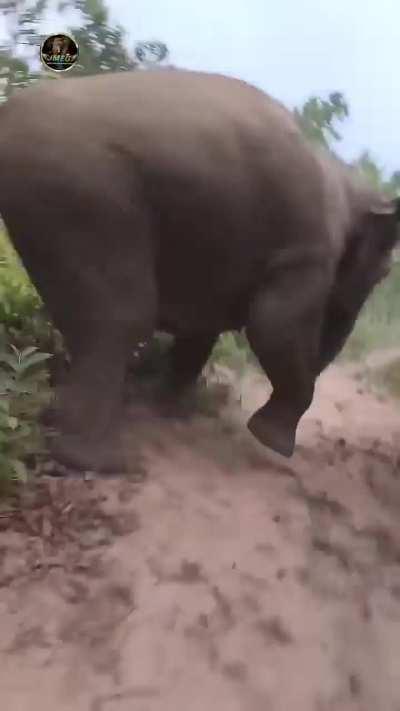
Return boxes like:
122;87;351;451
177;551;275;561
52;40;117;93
51;36;67;55
41;33;79;72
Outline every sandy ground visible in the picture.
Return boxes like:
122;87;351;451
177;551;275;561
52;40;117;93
1;362;400;711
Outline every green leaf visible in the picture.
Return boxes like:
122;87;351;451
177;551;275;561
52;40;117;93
20;346;38;359
0;352;18;369
0;399;10;414
0;373;14;392
10;459;27;483
19;351;52;371
3;380;28;395
7;416;19;430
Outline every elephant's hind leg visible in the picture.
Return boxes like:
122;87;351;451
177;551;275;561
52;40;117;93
52;256;157;471
246;264;327;457
3;148;157;471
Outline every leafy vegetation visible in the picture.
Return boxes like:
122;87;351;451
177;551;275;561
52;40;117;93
294;92;349;148
340;264;400;361
0;0;170;102
0;231;58;351
0;231;54;493
0;336;52;495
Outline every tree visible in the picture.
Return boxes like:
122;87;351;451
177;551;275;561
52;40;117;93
294;92;349;149
0;0;169;99
294;94;400;199
0;0;49;102
354;151;385;190
59;0;137;75
388;171;400;198
353;151;400;198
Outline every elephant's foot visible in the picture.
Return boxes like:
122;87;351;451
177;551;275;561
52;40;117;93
49;431;127;473
247;408;297;458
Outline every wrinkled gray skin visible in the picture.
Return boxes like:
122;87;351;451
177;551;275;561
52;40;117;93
0;70;399;471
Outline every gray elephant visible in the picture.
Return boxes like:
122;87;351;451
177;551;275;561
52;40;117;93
0;69;398;471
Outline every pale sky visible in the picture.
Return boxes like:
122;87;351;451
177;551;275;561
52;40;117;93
2;0;399;175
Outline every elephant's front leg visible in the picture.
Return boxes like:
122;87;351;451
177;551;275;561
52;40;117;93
245;265;327;457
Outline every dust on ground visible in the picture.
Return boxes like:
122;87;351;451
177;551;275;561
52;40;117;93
1;359;400;710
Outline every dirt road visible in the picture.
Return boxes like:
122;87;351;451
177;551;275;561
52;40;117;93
1;362;400;711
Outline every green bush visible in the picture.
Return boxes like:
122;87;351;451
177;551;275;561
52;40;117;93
341;262;400;361
0;230;60;353
0;335;52;494
209;332;254;374
0;231;55;494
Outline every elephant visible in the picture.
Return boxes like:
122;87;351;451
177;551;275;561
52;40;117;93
0;69;398;471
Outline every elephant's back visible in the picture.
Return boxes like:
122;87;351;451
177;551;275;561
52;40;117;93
0;69;328;268
5;69;298;130
0;69;304;170
0;68;323;234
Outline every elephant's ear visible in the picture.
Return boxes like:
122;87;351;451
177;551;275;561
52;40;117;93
369;196;400;254
396;196;400;222
370;196;400;221
367;196;400;251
